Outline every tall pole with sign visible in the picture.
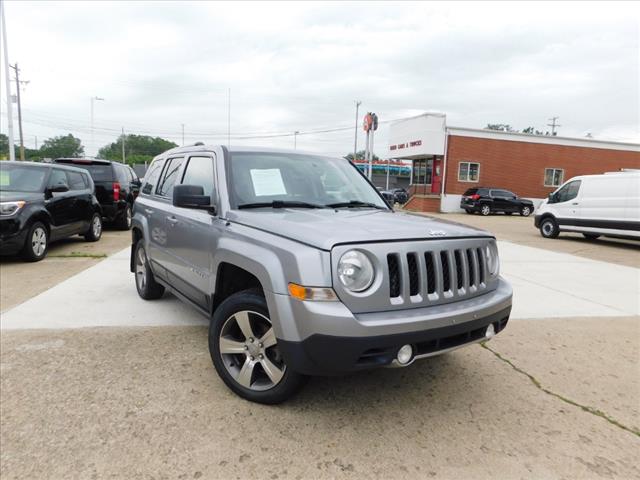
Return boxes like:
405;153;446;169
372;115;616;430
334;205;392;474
1;1;16;161
363;113;372;178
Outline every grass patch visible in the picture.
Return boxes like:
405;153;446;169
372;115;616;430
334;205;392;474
481;342;640;438
48;252;107;259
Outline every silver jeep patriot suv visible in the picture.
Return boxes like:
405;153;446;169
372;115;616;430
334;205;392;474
131;145;512;404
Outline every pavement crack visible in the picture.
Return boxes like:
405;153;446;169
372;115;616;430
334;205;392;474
480;342;640;438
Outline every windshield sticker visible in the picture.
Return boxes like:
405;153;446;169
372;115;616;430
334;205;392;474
250;168;287;196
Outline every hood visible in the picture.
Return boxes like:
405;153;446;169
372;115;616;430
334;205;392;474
0;191;44;203
227;209;492;250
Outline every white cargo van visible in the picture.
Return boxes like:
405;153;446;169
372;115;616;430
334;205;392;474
534;171;639;239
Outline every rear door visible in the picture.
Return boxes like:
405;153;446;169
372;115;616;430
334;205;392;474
164;154;219;309
490;189;509;212
65;169;93;233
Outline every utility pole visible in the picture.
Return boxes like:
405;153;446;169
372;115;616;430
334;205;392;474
353;100;361;160
121;127;125;164
547;116;561;136
227;88;231;149
294;131;299;150
1;1;16;161
181;123;185;146
9;63;26;160
90;96;104;157
34;135;37;149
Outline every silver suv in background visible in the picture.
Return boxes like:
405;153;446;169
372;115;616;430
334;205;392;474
130;146;512;404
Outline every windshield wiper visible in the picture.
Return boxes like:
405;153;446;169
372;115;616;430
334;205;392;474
237;200;327;210
326;200;387;210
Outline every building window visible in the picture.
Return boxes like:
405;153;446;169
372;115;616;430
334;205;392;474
458;162;480;182
544;168;564;187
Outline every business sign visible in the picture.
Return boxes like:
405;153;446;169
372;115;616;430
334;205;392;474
388;114;446;158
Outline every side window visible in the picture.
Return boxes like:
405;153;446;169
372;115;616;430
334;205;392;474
156;157;186;197
554;180;581;203
544;168;564;187
181;156;215;198
458;162;480;182
66;171;87;191
47;169;68;189
141;160;165;195
115;164;128;184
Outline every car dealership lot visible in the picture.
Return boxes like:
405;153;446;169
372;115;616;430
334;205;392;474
1;215;638;479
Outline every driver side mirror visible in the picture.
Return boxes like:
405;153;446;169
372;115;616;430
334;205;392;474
548;193;556;203
48;184;69;194
173;184;215;214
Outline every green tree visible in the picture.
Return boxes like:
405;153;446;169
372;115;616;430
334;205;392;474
522;126;545;135
98;134;177;165
39;134;84;159
0;133;8;160
344;150;380;161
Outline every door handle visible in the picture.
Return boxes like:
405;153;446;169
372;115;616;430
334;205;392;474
572;202;579;205
166;216;179;226
144;208;154;215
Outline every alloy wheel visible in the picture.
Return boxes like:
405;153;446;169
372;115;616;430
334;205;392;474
126;207;132;228
481;205;490;216
522;206;531;216
32;227;47;257
135;247;147;290
219;310;285;391
92;216;102;238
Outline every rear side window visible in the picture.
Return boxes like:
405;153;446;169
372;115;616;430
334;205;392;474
156;157;185;197
66;171;87;191
181;156;215;198
463;188;478;196
141;159;165;195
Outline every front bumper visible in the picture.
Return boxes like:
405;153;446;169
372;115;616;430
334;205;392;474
0;218;27;256
534;214;543;228
272;277;512;376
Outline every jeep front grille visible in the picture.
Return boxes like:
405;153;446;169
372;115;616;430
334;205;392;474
332;238;497;314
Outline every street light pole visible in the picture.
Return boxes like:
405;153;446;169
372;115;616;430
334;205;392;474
353;100;361;160
181;123;185;146
294;131;299;150
90;96;104;157
1;1;16;161
9;63;25;160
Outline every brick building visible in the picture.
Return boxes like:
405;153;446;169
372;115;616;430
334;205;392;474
388;114;640;212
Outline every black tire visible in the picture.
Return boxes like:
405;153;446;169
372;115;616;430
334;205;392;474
480;204;491;216
116;204;133;230
520;205;532;217
84;213;103;242
582;233;601;240
539;217;559;239
209;289;307;404
464;209;474;215
22;221;49;262
134;240;165;300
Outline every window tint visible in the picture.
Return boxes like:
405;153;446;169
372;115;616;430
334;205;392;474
48;169;68;188
78;164;113;182
492;190;513;198
66;171;87;191
463;188;478;196
156;157;185;197
141;159;165;195
114;164;129;184
181;156;214;198
554;180;581;203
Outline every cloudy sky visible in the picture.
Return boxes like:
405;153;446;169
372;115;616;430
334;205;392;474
1;1;638;157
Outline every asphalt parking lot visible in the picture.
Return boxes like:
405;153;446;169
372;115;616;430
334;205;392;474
1;214;639;479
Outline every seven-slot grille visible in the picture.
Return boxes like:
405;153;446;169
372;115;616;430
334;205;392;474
387;246;488;301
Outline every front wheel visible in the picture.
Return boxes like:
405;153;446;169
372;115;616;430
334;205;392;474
480;204;491;216
540;217;559;239
22;221;48;262
520;206;532;217
84;213;102;242
209;289;307;404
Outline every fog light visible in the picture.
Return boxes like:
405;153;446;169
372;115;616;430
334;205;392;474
485;324;495;339
396;344;413;365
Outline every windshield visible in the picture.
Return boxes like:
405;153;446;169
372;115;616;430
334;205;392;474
0;164;47;192
228;152;389;210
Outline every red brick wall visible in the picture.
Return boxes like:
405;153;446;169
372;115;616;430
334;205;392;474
445;135;640;198
404;196;441;212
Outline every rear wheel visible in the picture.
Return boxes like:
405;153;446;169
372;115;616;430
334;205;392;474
480;204;491;216
540;217;559;239
22;221;48;262
116;204;133;230
582;233;601;240
84;213;102;242
134;240;165;299
209;289;307;404
520;206;532;217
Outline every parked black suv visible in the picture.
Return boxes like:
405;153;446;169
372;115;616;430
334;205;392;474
460;187;534;216
0;162;102;261
391;187;408;204
54;159;141;229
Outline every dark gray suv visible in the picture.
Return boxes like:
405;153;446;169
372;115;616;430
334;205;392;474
130;145;512;403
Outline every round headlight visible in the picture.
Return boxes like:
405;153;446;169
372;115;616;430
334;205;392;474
485;242;500;276
337;250;374;292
